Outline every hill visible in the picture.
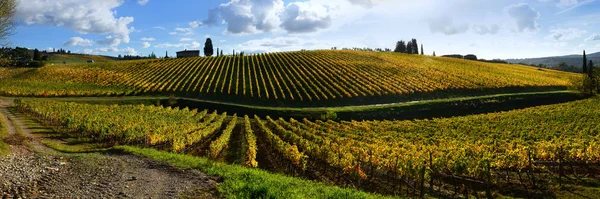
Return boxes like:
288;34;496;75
46;53;119;64
505;51;600;72
0;50;579;106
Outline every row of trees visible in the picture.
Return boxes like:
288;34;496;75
394;39;423;55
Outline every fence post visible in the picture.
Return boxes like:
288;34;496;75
429;152;434;193
559;145;563;187
485;161;492;199
528;149;536;187
420;161;426;198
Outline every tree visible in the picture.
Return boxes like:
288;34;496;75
204;38;214;57
33;49;41;61
394;41;406;53
165;51;169;58
0;0;16;46
589;60;595;79
411;39;419;54
583;50;588;74
217;47;220;57
433;51;436;56
420;44;424;55
405;41;412;54
464;54;478;60
221;49;223;56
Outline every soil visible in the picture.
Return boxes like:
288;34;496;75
0;99;222;199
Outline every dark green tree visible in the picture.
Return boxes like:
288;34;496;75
221;49;223;56
433;51;436;56
405;41;412;54
394;40;406;53
204;38;214;57
589;60;595;79
33;49;41;60
165;51;169;58
411;39;418;54
420;44;424;55
583;50;588;74
216;47;220;56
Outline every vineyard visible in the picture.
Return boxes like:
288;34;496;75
0;50;579;106
14;97;600;198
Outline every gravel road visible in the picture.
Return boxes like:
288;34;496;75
0;99;221;198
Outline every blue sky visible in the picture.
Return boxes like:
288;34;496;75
8;0;600;59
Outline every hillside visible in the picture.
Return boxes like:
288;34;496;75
505;51;600;71
46;54;119;64
0;50;579;106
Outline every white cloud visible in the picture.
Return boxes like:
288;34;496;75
586;33;600;41
546;28;586;41
428;16;469;35
506;3;541;32
180;38;194;41
63;37;93;47
84;47;138;55
141;37;155;41
347;0;377;8
142;42;151;48
473;24;500;35
153;26;166;30
236;37;330;53
171;27;194;36
155;41;200;49
556;0;595;14
217;0;284;34
16;0;134;47
189;8;220;28
138;0;149;5
281;2;332;34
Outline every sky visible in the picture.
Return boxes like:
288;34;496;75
7;0;600;59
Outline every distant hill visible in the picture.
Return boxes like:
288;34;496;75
505;52;600;72
46;53;119;64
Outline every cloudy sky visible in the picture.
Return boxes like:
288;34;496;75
8;0;600;59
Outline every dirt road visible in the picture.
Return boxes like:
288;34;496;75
0;99;221;198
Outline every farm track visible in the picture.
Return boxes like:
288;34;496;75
0;99;221;198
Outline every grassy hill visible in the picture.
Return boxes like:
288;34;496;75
46;53;118;64
0;50;580;106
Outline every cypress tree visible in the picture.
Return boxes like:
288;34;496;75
406;41;412;54
433;51;436;56
204;38;214;57
583;50;588;74
589;60;595;79
420;44;424;55
394;41;403;53
33;49;41;60
411;39;419;54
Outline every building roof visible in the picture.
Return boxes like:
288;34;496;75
176;50;200;53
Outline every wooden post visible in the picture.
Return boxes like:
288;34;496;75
429;152;434;193
420;161;426;198
559;146;563;187
485;161;492;199
528;149;536;187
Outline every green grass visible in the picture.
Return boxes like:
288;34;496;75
112;146;398;199
0;113;9;156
